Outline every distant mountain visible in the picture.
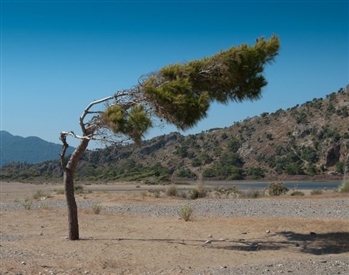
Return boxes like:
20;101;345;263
0;131;75;167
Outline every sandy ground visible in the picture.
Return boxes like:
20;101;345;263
1;182;348;275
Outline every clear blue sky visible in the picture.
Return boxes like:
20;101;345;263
1;0;348;149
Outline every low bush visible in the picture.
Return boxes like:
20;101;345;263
178;204;194;221
311;189;323;195
214;186;240;198
92;204;102;214
32;190;51;200
22;198;32;210
188;184;207;200
165;185;178;197
55;189;64;195
268;182;289;196
241;189;264;198
339;180;349;193
290;191;305;196
74;185;84;194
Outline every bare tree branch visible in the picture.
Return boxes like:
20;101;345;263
59;132;69;171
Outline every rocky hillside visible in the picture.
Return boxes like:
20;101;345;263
1;86;349;183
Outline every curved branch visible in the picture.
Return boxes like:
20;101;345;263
79;95;116;135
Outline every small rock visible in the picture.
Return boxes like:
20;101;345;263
220;265;227;269
204;240;211;244
21;261;26;265
266;230;270;233
207;234;212;238
218;238;225;241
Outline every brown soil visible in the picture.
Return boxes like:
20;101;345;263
1;182;348;275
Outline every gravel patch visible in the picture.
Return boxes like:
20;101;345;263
1;198;348;220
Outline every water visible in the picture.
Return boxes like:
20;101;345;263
202;181;342;190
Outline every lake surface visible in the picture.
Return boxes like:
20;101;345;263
202;181;342;190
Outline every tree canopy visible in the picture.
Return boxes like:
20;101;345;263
100;35;280;142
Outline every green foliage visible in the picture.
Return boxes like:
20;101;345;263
267;182;289;196
22;198;33;210
176;168;197;179
241;189;264;198
143;36;280;130
32;190;50;200
265;133;273;140
214;186;240;198
339;180;349;193
227;137;241;153
176;146;189;158
165;185;178;197
188;184;207;200
91;204;102;214
336;161;344;174
270;151;304;175
74;185;84;194
102;104;153;145
300;146;319;164
246;167;265;179
296;111;308;124
290;191;305;196
178;204;194;221
311;189;323;195
55;189;65;195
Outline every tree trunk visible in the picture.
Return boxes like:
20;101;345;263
63;137;90;240
64;169;79;240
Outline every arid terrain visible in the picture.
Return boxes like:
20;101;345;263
1;182;348;275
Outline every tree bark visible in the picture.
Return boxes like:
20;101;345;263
63;137;90;240
64;169;79;240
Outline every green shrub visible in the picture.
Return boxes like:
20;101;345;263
32;190;51;200
290;191;305;196
188;184;207;200
339;180;349;193
242;189;264;198
178;204;194;221
74;185;84;194
165;184;178;197
92;204;102;214
152;190;160;198
22;198;33;210
310;189;323;195
214;186;240;198
268;182;289;196
55;189;65;195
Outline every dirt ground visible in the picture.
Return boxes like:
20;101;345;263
1;182;349;275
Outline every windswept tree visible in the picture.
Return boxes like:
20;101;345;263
60;35;280;240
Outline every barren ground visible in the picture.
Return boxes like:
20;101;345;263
1;182;348;275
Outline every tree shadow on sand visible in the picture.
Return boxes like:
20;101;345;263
83;231;349;256
206;231;349;255
277;231;349;255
